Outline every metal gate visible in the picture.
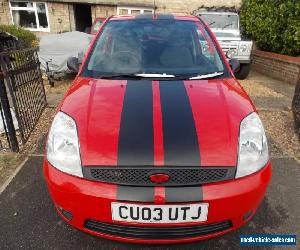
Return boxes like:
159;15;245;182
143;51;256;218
0;48;47;151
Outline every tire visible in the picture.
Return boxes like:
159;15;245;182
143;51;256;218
235;63;251;80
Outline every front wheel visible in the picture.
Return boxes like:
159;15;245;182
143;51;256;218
235;63;251;80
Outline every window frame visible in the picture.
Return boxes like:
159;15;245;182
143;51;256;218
9;1;50;32
117;6;154;15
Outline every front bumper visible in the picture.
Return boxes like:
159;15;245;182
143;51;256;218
44;161;272;244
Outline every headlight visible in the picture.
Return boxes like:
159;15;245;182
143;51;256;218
236;112;269;178
46;112;82;177
226;48;237;59
239;44;248;53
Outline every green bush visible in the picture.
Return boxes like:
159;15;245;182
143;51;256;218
0;25;37;48
240;0;300;56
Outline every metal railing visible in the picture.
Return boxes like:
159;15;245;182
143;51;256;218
0;47;47;151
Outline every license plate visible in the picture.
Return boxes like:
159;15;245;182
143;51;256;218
111;202;209;223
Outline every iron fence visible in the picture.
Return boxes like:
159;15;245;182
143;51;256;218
0;48;47;151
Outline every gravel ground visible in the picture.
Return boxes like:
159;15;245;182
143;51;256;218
259;110;300;158
239;71;300;159
241;77;285;98
19;107;56;154
44;78;73;107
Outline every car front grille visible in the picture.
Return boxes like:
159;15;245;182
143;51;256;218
82;167;236;186
218;41;239;53
84;220;232;240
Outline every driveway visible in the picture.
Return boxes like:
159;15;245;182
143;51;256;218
0;71;299;249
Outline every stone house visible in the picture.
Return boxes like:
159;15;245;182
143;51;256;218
0;0;241;36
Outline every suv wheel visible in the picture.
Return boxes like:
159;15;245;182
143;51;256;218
235;63;251;80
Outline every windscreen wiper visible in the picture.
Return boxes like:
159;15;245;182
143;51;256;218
99;72;223;80
99;74;143;79
135;73;175;78
99;73;176;79
189;71;224;80
173;71;224;80
222;23;233;29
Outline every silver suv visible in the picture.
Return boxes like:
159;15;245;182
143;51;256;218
196;8;252;79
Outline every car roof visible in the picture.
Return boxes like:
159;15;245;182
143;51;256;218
109;14;200;22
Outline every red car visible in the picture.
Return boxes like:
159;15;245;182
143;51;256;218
44;14;271;244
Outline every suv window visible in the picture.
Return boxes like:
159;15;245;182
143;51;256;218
82;19;228;78
200;13;238;30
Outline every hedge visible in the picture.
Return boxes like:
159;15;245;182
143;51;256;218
240;0;300;56
0;25;37;48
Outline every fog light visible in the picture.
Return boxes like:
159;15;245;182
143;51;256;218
57;206;73;221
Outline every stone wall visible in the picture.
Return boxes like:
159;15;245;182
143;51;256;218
47;2;73;33
0;0;12;25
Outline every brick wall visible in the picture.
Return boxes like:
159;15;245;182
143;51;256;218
0;0;12;25
252;50;300;85
91;5;116;21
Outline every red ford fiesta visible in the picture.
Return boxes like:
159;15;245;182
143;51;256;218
44;14;271;243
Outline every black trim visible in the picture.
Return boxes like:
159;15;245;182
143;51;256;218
84;220;232;240
82;167;236;186
165;186;203;202
117;186;154;202
159;81;200;166
117;80;154;166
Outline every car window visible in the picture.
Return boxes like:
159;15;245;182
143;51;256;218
83;19;227;77
200;14;238;30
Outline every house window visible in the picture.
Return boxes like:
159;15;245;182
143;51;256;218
10;1;50;32
117;7;154;15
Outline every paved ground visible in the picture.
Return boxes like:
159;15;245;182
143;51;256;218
0;71;299;249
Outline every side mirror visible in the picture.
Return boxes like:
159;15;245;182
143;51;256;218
67;56;79;73
228;58;240;73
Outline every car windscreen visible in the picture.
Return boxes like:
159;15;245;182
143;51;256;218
82;19;228;78
200;14;238;30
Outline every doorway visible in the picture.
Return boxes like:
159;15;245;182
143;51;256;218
74;4;92;32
